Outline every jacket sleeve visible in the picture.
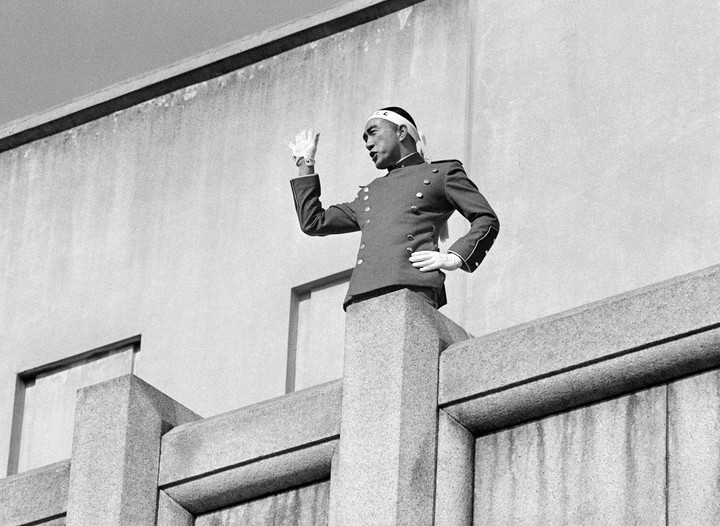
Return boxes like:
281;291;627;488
290;174;360;236
444;163;500;272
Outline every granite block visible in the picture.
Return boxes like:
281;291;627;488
65;374;199;525
160;379;341;488
0;460;69;526
440;264;720;406
446;327;720;435
163;439;337;515
330;289;469;526
434;411;474;526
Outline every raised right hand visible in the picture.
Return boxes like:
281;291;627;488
288;129;320;167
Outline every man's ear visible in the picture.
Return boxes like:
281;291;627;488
396;124;408;141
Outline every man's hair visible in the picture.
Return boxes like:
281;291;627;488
379;106;417;129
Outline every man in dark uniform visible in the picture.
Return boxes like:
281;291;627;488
289;107;499;310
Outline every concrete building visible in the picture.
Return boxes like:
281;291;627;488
1;0;719;523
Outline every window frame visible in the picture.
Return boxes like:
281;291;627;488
286;269;352;394
7;335;141;475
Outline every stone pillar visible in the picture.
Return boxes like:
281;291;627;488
434;410;475;526
65;374;199;525
157;491;195;526
329;289;470;526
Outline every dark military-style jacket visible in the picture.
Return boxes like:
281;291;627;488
290;152;499;309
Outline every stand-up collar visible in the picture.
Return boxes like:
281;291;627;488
387;152;425;172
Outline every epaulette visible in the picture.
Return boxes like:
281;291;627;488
430;159;463;165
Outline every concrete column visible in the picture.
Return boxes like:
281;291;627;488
157;491;195;526
435;410;475;526
65;374;199;525
330;289;470;526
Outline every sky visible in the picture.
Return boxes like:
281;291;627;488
0;0;346;127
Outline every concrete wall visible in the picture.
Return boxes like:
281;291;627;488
474;369;720;524
476;387;667;524
194;482;329;525
1;0;719;475
464;0;720;331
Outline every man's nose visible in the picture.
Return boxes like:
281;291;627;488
365;139;373;150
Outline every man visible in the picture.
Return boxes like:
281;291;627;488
289;107;499;310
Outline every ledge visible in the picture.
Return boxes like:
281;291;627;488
0;460;70;525
439;264;720;434
0;0;423;154
159;380;341;514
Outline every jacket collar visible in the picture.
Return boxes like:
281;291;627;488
387;152;425;172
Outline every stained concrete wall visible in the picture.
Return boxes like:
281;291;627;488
473;369;720;524
194;482;329;526
1;0;719;475
475;387;667;524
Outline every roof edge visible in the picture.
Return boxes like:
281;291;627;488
0;0;422;153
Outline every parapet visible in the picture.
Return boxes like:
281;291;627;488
2;264;720;524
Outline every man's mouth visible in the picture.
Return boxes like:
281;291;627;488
370;152;378;161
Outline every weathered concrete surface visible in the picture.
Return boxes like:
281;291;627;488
434;411;474;526
65;375;199;525
475;387;666;525
466;0;720;335
441;263;720;406
160;380;340;513
0;459;69;526
329;290;469;526
668;369;720;524
195;481;330;526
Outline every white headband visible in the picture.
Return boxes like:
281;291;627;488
366;110;429;160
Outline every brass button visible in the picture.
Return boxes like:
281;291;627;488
410;206;419;213
357;259;363;265
475;262;479;267
416;192;423;198
363;195;369;200
365;219;371;224
363;187;369;192
432;169;439;173
406;247;413;253
360;244;366;249
423;179;430;185
365;207;371;212
406;234;414;240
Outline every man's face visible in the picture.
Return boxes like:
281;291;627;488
363;118;402;170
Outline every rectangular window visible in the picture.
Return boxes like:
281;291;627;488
7;336;140;475
287;270;351;393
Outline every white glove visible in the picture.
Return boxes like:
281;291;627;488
409;251;463;272
288;129;320;166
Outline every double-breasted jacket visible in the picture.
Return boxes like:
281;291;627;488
290;153;499;309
